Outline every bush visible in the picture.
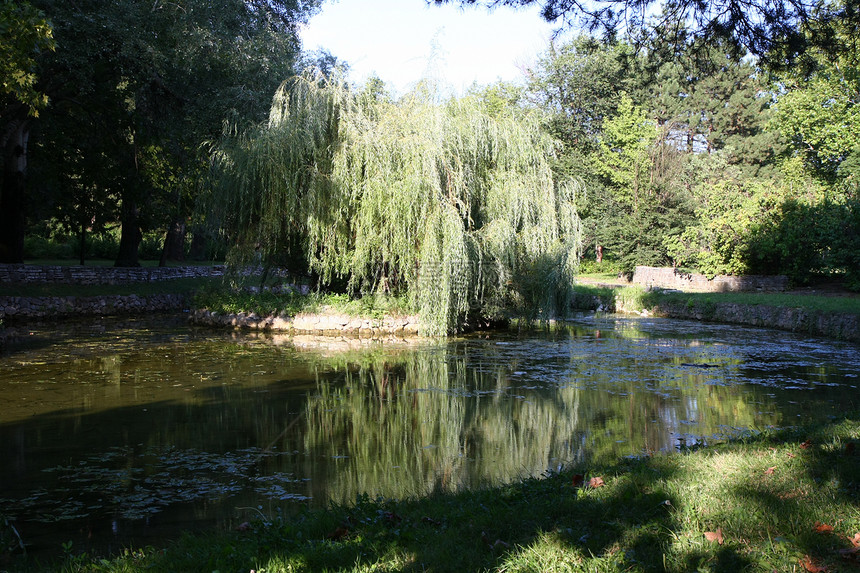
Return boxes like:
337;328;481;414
23;235;74;259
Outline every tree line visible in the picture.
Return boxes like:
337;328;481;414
1;0;322;265
516;23;859;286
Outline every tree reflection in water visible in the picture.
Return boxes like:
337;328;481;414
0;315;857;554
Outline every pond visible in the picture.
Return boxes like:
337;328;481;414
1;314;858;557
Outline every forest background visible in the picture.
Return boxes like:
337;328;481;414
2;0;859;334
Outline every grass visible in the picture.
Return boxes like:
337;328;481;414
571;284;860;316
21;259;221;268
6;415;857;572
645;290;860;315
0;277;224;298
1;262;411;319
193;289;414;319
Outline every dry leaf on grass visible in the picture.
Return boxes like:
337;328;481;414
588;476;605;488
838;547;860;560
814;522;835;533
764;466;777;475
800;440;813;449
327;527;350;541
481;531;510;550
704;528;724;545
799;555;827;572
851;533;860;548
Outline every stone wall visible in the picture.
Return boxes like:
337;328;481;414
0;263;224;285
648;300;860;343
632;266;788;293
0;294;188;320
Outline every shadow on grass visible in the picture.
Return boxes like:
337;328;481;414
96;418;854;573
721;422;860;571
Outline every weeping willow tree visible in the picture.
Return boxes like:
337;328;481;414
211;70;583;335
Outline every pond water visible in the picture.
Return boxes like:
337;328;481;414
1;314;858;557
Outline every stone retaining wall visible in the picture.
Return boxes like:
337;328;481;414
0;263;224;285
570;288;858;342
190;308;422;336
632;266;788;292
0;294;188;320
648;301;860;343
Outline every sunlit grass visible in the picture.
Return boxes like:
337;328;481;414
571;284;860;316
650;289;860;315
192;289;414;319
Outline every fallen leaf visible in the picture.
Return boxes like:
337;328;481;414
704;528;724;545
799;555;827;572
571;474;584;488
588;476;605;488
787;452;797;458
381;511;402;524
764;466;777;475
800;440;813;450
851;533;860;548
327;527;350;541
838;547;860;559
814;522;834;533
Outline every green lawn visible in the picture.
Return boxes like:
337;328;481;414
21;259;221;268
642;288;860;315
0;277;223;298
572;284;860;316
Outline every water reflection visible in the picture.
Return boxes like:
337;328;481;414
0;315;857;555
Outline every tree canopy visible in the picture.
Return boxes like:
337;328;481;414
0;0;54;116
431;0;860;68
518;24;859;287
212;72;583;334
2;0;321;265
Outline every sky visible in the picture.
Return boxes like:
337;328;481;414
299;0;558;96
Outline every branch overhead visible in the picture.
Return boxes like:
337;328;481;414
431;0;860;68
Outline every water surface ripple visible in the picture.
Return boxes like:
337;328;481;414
0;314;857;555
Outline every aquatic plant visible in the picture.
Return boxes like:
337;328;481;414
210;71;583;334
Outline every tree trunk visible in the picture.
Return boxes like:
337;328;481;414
159;218;186;266
189;227;207;261
115;198;142;267
79;220;86;266
0;119;30;263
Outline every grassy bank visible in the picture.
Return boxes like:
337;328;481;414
5;416;857;572
569;284;860;342
192;289;412;320
573;283;860;316
0;277;223;299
